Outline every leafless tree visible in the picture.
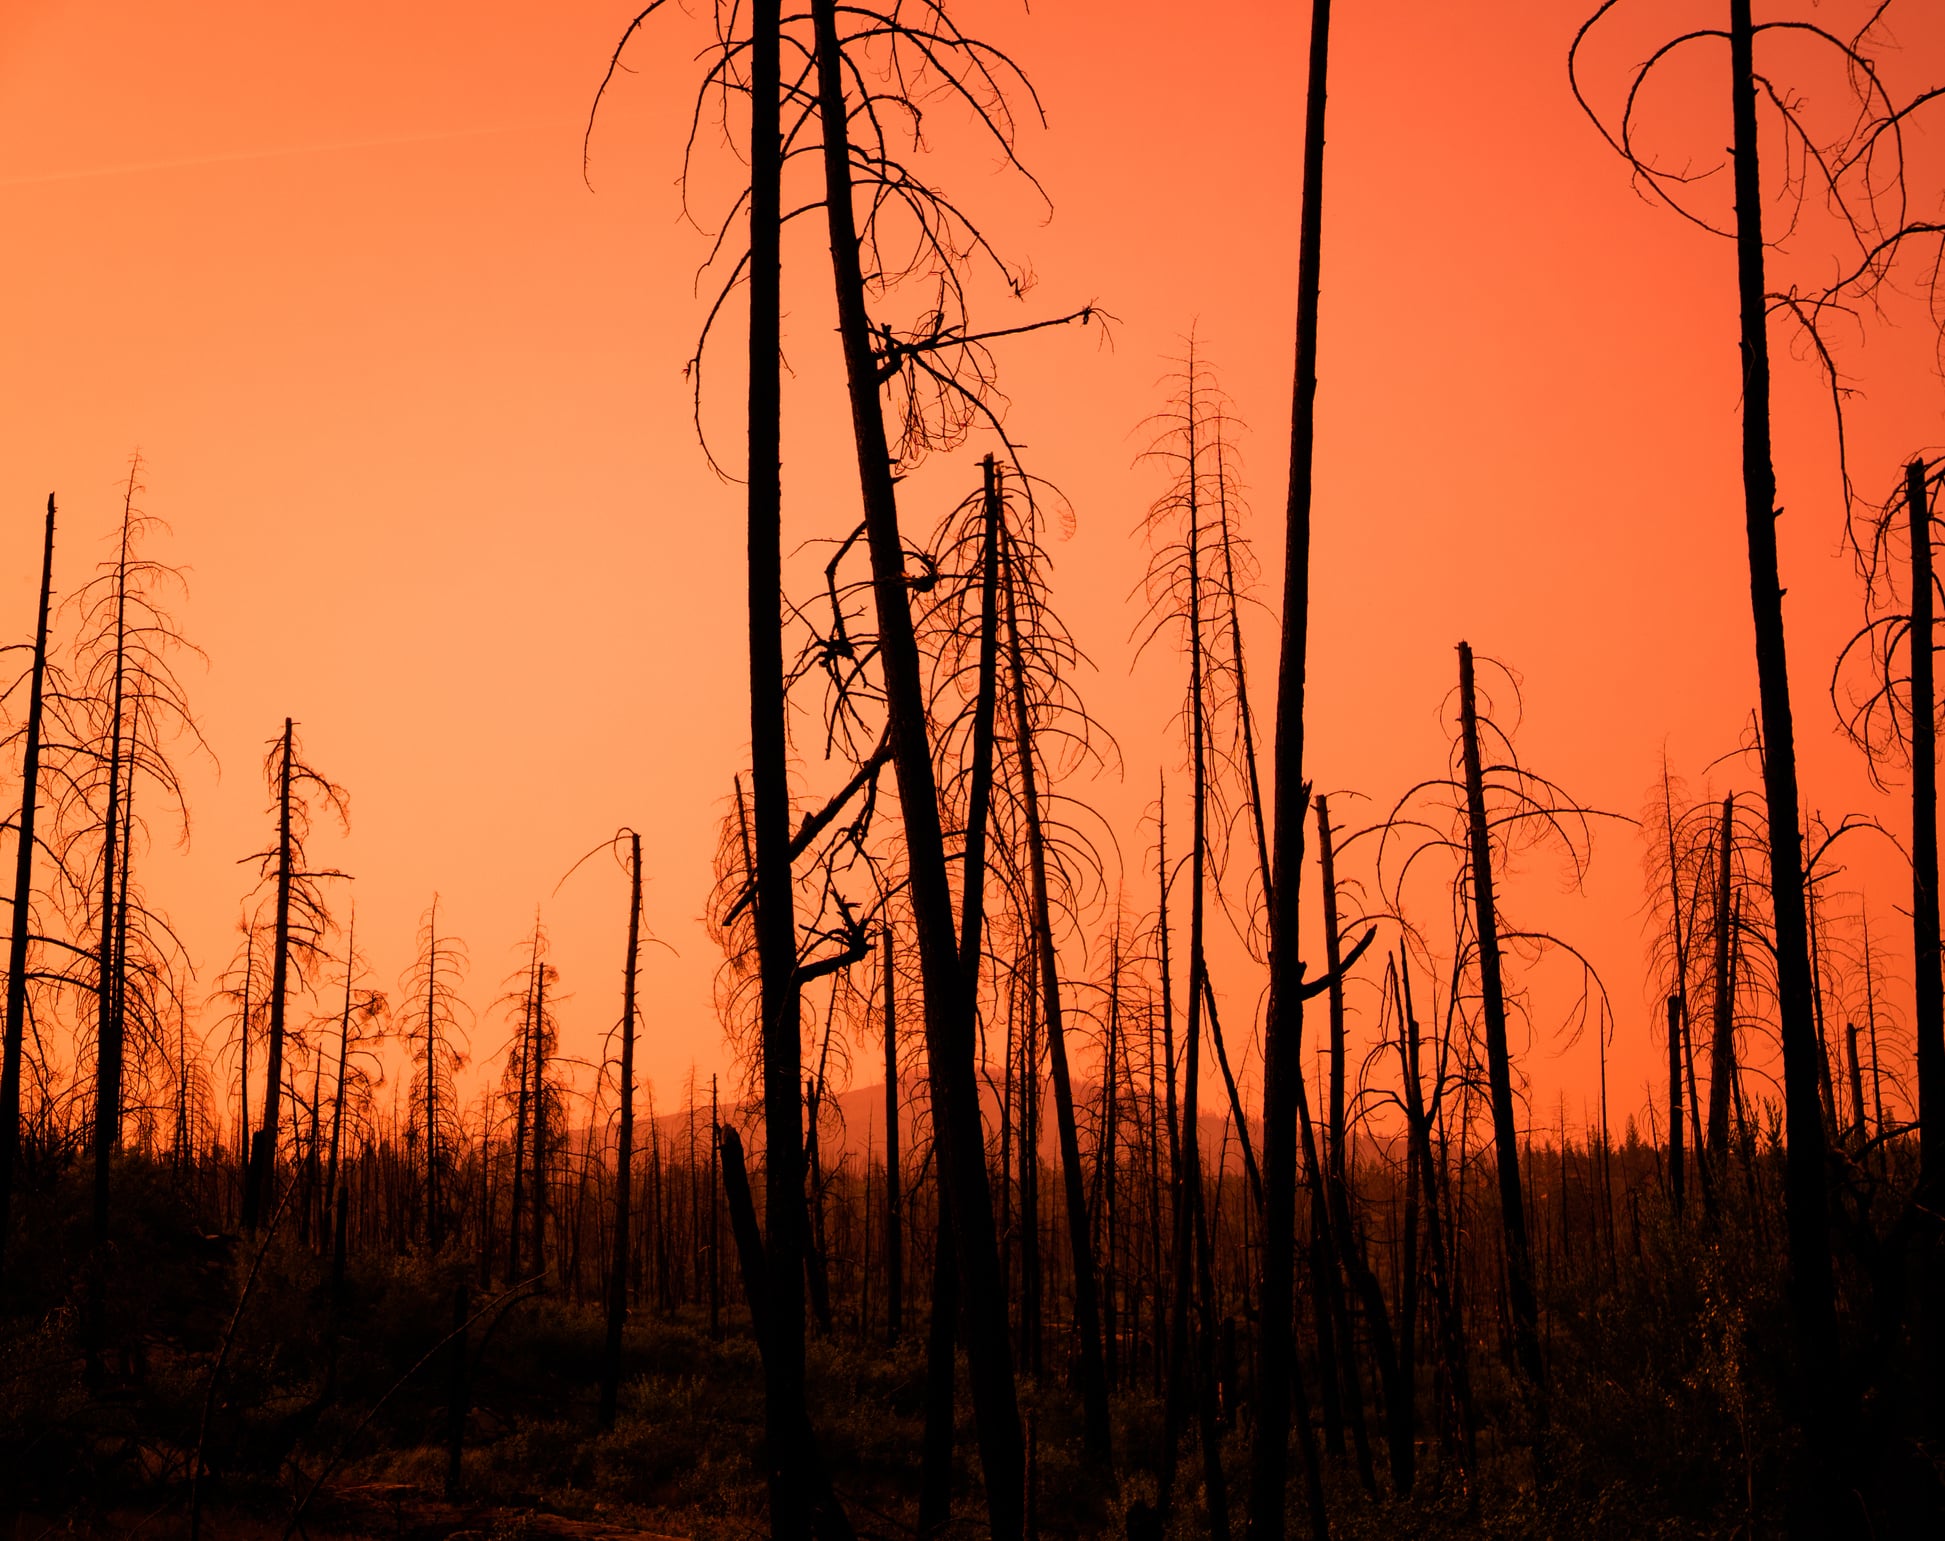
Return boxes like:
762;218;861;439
401;898;470;1254
241;719;348;1230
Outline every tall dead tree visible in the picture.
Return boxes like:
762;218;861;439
1318;795;1411;1494
746;0;823;1526
1136;342;1255;1524
1837;457;1945;1194
323;906;383;1302
1000;508;1111;1460
918;458;1008;1534
601;831;643;1429
808;1;1057;1527
66;459;203;1374
1250;4;1334;1538
402;899;469;1254
1570;0;1935;1464
1707;795;1738;1163
0;495;56;1280
1667;993;1685;1214
1456;643;1546;1436
241;719;347;1231
1373;650;1613;1482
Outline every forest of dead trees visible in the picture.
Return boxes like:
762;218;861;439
4;1;1945;1538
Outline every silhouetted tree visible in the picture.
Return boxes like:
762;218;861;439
1569;0;1945;1472
1251;5;1334;1538
0;495;57;1279
241;719;347;1230
1836;457;1945;1191
601;830;643;1428
402;898;469;1253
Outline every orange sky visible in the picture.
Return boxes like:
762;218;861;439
2;0;1943;1143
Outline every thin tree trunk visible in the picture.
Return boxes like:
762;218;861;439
883;924;903;1345
920;454;1005;1528
1397;958;1473;1484
244;719;295;1230
1726;0;1839;1465
738;0;808;1523
1250;2;1333;1536
1846;1021;1868;1140
1458;643;1546;1448
721;1127;853;1541
508;943;535;1283
1667;994;1685;1216
804;1073;835;1334
1708;796;1737;1160
1100;938;1121;1389
710;1075;723;1340
1001;531;1110;1458
426;908;444;1253
601;832;642;1429
84;480;136;1382
0;496;55;1279
1020;972;1040;1374
326;911;356;1308
1905;459;1942;1191
240;945;255;1226
1809;887;1838;1134
92;480;135;1243
530;946;546;1280
1319;798;1410;1495
1865;917;1885;1136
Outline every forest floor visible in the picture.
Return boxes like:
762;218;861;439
2;1162;1935;1539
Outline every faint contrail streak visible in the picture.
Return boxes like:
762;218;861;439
0;121;553;188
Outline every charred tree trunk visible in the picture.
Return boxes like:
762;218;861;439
710;1075;723;1340
1250;3;1333;1537
91;495;135;1249
326;914;356;1310
1458;642;1546;1447
919;453;1005;1532
811;5;1023;1531
743;0;818;1527
883;924;903;1345
1846;1021;1868;1141
1707;796;1737;1163
244;719;295;1231
1726;0;1839;1457
425;912;445;1254
1101;935;1122;1389
239;933;253;1208
1667;994;1685;1216
0;496;55;1279
1905;459;1942;1192
1396;958;1473;1483
1162;408;1231;1530
1319;797;1411;1494
1001;531;1111;1459
600;832;642;1429
508;948;535;1283
721;1127;853;1541
529;953;547;1281
804;1075;835;1334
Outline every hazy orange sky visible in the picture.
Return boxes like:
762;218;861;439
3;1;1943;1141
